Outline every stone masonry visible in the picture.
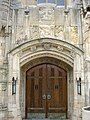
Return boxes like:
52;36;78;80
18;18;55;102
0;0;90;120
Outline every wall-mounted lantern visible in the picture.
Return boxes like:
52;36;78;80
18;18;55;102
12;77;17;95
77;77;81;95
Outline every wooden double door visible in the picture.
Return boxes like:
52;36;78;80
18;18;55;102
26;64;67;118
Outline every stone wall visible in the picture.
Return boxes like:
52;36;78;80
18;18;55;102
84;10;90;106
0;0;12;119
0;0;90;120
11;4;82;49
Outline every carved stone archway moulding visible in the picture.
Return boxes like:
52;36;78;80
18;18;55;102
7;38;84;119
9;38;84;67
21;57;73;74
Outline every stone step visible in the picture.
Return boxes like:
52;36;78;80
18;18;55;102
23;118;66;119
24;118;67;119
23;119;50;120
23;113;67;120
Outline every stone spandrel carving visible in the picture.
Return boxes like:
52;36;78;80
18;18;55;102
30;25;39;39
16;25;28;44
16;25;39;44
39;25;54;38
70;26;79;44
54;25;64;39
39;7;54;25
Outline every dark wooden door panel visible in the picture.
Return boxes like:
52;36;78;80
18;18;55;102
26;64;67;118
26;65;46;113
47;64;67;113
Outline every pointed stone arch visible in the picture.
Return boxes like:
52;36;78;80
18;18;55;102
7;38;84;119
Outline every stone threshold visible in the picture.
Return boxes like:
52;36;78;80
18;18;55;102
23;118;70;120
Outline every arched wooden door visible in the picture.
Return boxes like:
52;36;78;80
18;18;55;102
26;64;67;119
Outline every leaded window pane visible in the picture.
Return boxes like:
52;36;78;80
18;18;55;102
37;0;64;5
57;0;64;6
38;0;46;3
48;0;56;3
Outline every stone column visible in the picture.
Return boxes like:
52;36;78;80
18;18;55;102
77;4;84;49
84;11;90;105
12;9;17;48
64;10;70;42
0;0;10;118
25;12;30;39
0;36;8;120
72;53;85;120
8;53;21;120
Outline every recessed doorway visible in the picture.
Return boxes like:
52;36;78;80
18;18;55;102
26;63;67;119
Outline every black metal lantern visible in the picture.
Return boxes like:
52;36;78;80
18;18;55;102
77;77;81;95
12;77;16;95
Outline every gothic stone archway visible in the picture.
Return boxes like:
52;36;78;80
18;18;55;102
8;38;84;119
20;57;73;119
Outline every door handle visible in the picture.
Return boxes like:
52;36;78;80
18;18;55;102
42;94;46;100
47;94;51;100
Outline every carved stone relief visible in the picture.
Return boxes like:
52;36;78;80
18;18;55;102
20;43;75;66
0;2;9;21
16;26;39;44
39;7;54;25
13;6;82;49
1;82;7;91
18;38;78;67
57;46;63;51
70;51;76;58
30;25;39;39
70;26;79;44
20;41;75;60
31;46;37;52
54;25;64;39
39;25;54;37
20;51;74;68
43;43;51;50
16;26;27;45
